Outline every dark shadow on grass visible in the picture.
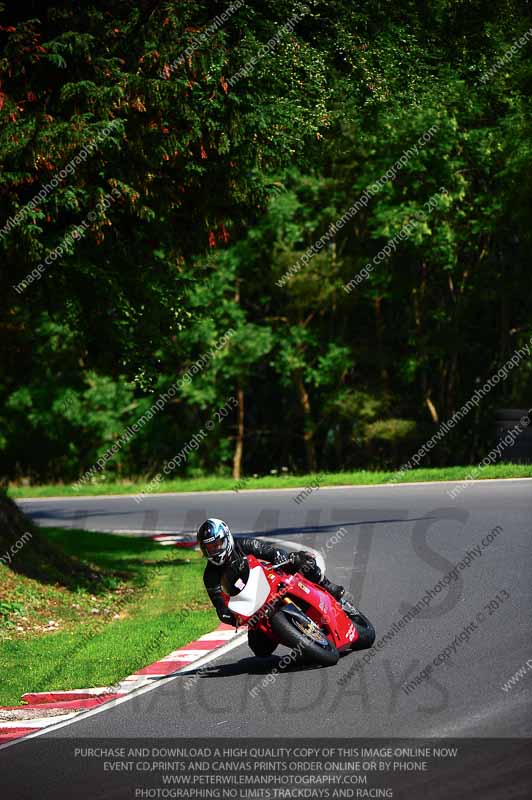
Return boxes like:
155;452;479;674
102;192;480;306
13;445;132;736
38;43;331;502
132;559;195;568
0;503;189;594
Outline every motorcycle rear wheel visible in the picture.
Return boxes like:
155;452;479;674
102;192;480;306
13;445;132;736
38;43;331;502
270;609;339;667
348;610;376;651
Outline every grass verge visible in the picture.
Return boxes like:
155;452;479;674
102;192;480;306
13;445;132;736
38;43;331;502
8;463;532;499
0;528;217;707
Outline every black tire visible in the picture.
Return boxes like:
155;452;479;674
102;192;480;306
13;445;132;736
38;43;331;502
349;611;376;651
270;608;339;667
248;628;278;658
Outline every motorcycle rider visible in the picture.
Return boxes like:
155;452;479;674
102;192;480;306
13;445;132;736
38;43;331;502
198;518;345;657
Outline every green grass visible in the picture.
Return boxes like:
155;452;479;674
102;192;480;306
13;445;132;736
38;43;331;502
0;528;217;706
8;463;532;499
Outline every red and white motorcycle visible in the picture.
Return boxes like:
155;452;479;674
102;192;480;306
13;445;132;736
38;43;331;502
222;554;375;666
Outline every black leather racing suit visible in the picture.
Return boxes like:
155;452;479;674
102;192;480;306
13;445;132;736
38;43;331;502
203;537;323;657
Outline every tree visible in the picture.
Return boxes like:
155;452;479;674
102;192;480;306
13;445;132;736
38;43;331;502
1;0;532;493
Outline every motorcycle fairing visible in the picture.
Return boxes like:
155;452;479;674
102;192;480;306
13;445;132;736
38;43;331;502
227;565;271;615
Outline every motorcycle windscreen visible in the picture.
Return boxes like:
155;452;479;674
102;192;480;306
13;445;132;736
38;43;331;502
227;565;271;616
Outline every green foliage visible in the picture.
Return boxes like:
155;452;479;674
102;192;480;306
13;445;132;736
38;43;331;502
1;0;531;482
0;528;216;704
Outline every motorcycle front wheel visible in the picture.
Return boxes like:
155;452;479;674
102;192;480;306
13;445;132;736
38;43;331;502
270;607;339;667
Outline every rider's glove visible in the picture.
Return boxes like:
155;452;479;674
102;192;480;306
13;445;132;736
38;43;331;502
288;551;317;574
217;607;237;626
288;551;300;568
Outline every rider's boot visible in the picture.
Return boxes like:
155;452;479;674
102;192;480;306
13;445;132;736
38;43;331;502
320;576;345;601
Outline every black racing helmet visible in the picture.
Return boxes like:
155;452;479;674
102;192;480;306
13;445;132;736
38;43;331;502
197;518;234;566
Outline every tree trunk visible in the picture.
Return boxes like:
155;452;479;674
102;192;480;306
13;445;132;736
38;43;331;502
425;395;439;424
374;295;389;389
231;277;245;481
294;371;317;473
232;386;245;480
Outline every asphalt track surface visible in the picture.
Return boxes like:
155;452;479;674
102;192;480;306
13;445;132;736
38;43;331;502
3;480;532;798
